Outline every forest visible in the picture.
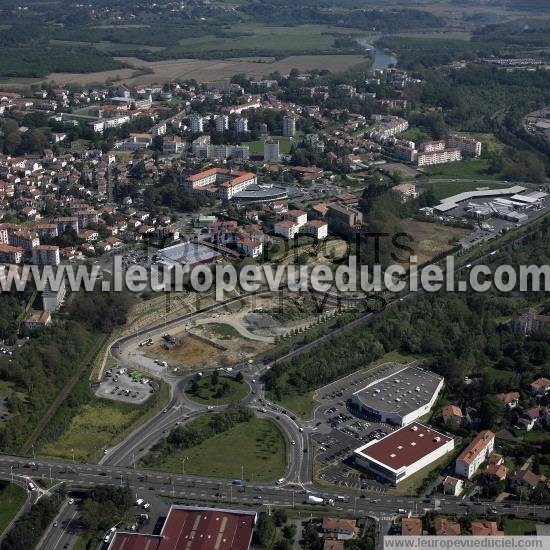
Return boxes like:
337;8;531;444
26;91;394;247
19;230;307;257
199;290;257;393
0;288;134;452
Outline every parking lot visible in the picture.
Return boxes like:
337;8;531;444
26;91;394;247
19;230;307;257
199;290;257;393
95;368;159;404
310;362;413;493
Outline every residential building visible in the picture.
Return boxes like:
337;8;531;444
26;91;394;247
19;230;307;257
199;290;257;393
303;220;328;240
163;136;186;155
0;244;23;264
24;310;51;330
284;209;307;229
447;134;482;157
434;518;461;536
354;422;454;486
326;202;363;231
392;183;418;202
234;117;248;135
10;229;40;252
274;220;299;240
471;521;504;537
264;139;280;162
417;148;462;166
512;308;550;335
495;391;520;409
519;406;542;431
283;115;296;137
511;469;546;490
55;216;79;235
322;518;357;541
442;405;463;426
442;475;463;496
41;277;66;312
401;518;422;536
214;114;229;132
531;377;550;396
189;115;204;134
183;168;257;200
32;245;60;266
455;430;495;479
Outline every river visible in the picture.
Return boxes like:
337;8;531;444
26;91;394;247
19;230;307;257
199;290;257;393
356;37;397;70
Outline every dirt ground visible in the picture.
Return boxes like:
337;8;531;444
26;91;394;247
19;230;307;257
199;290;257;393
405;220;470;265
35;54;367;86
142;293;334;369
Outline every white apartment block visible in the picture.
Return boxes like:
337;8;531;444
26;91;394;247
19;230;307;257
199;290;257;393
417;148;462;166
422;140;446;153
369;117;409;142
10;229;40;251
184;168;257;200
32;245;60;266
234;117;248;134
447;134;482;157
283;116;296;137
455;431;495;479
303;220;328;240
214;115;229;132
264;139;280;162
189;116;204;134
238;239;263;258
274;220;299;240
284;209;308;229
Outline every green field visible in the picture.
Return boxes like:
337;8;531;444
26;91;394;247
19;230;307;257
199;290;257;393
243;135;297;156
503;517;538;535
168;24;354;56
0;481;27;535
206;323;241;339
39;383;169;463
427;181;509;201
151;417;287;481
276;391;319;419
185;375;249;405
422;159;500;180
50;40;163;53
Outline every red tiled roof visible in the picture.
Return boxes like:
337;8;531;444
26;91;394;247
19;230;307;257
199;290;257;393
457;431;494;465
401;518;422;536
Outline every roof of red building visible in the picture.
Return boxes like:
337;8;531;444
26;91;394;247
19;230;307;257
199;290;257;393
354;423;453;472
109;506;256;550
401;518;422;536
457;431;495;465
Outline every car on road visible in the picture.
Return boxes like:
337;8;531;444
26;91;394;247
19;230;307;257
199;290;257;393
291;440;295;445
68;498;75;504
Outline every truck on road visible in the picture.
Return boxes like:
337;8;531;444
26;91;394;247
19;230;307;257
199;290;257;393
307;495;334;506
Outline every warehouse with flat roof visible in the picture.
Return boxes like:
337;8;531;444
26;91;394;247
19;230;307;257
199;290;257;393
351;365;444;426
354;422;454;485
109;505;257;550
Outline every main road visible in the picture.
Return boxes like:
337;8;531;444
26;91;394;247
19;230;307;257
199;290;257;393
1;454;548;522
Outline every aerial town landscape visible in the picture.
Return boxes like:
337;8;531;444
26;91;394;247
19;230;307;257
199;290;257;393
0;0;550;549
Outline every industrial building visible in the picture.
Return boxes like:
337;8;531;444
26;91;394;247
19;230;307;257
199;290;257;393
354;422;454;485
155;242;222;271
108;505;257;550
351;365;444;426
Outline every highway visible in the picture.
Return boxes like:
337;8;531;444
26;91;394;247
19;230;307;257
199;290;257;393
1;455;549;522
